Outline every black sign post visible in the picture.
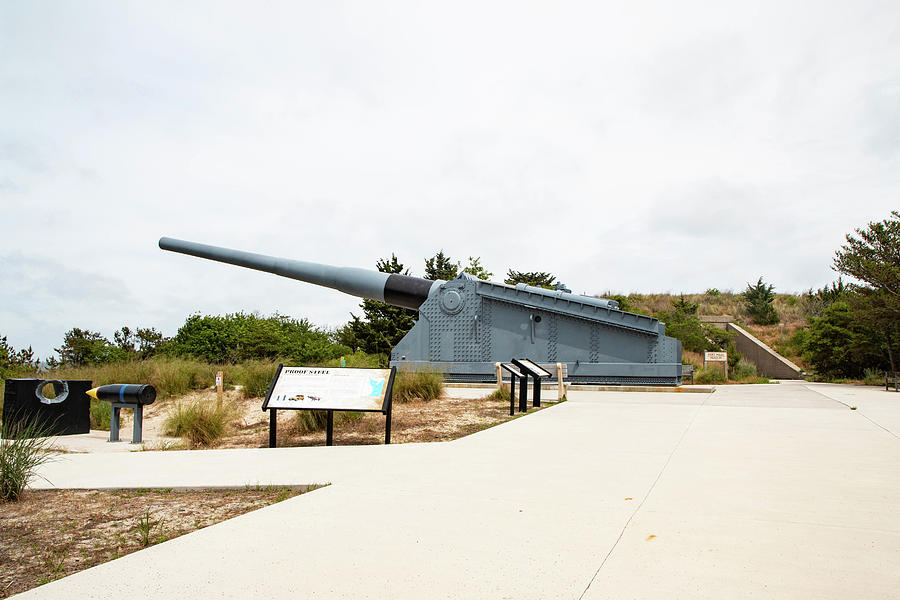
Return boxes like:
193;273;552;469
262;365;396;448
513;359;552;408
500;363;525;416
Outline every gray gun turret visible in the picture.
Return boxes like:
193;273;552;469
159;237;683;385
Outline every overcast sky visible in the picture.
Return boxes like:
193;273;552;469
1;1;898;359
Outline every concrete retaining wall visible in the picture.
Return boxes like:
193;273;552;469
726;322;802;379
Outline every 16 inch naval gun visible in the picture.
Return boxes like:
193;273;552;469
159;237;683;385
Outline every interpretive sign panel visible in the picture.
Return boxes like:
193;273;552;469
263;365;396;448
512;359;552;379
263;366;393;412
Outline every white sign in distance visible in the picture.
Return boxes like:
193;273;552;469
265;367;393;412
704;352;728;362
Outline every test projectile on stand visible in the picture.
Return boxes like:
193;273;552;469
87;384;156;443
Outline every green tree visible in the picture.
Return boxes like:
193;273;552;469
833;210;900;371
742;277;779;325
655;296;734;353
344;254;418;359
505;270;556;288
55;328;123;366
801;301;885;378
462;257;492;280
424;250;459;280
135;327;167;359
1;334;37;380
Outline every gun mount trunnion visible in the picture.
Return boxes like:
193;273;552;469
159;237;683;385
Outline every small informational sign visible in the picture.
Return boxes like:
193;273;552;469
703;351;728;379
264;366;393;412
513;359;552;379
216;371;224;407
500;362;524;378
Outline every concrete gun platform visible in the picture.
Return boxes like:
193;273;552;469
17;382;900;599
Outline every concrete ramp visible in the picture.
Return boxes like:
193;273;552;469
726;322;802;379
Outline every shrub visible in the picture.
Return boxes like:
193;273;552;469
606;294;631;312
170;312;348;364
862;367;885;386
695;366;726;384
163;400;234;447
1;415;54;501
742;277;780;325
392;368;444;402
728;359;758;380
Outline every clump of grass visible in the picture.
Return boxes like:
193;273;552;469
293;410;363;434
862;367;884;386
90;399;111;430
230;360;280;398
135;508;164;547
484;385;510;402
392;367;444;402
163;400;234;447
1;415;55;501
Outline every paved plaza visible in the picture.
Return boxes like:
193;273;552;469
16;381;900;599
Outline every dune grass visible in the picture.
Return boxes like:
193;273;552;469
163;400;235;447
392;367;444;402
1;415;55;502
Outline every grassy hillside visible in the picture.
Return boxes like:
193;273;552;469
601;290;810;368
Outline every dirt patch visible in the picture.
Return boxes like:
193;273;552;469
0;487;308;598
135;388;551;449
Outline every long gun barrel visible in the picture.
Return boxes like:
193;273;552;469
159;237;437;310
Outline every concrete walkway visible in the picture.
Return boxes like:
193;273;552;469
16;382;900;599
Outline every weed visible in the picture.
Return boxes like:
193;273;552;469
38;546;68;585
136;508;162;547
392;367;444;402
1;415;55;501
163;400;235;447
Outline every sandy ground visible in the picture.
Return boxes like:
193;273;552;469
0;487;308;598
91;386;546;450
